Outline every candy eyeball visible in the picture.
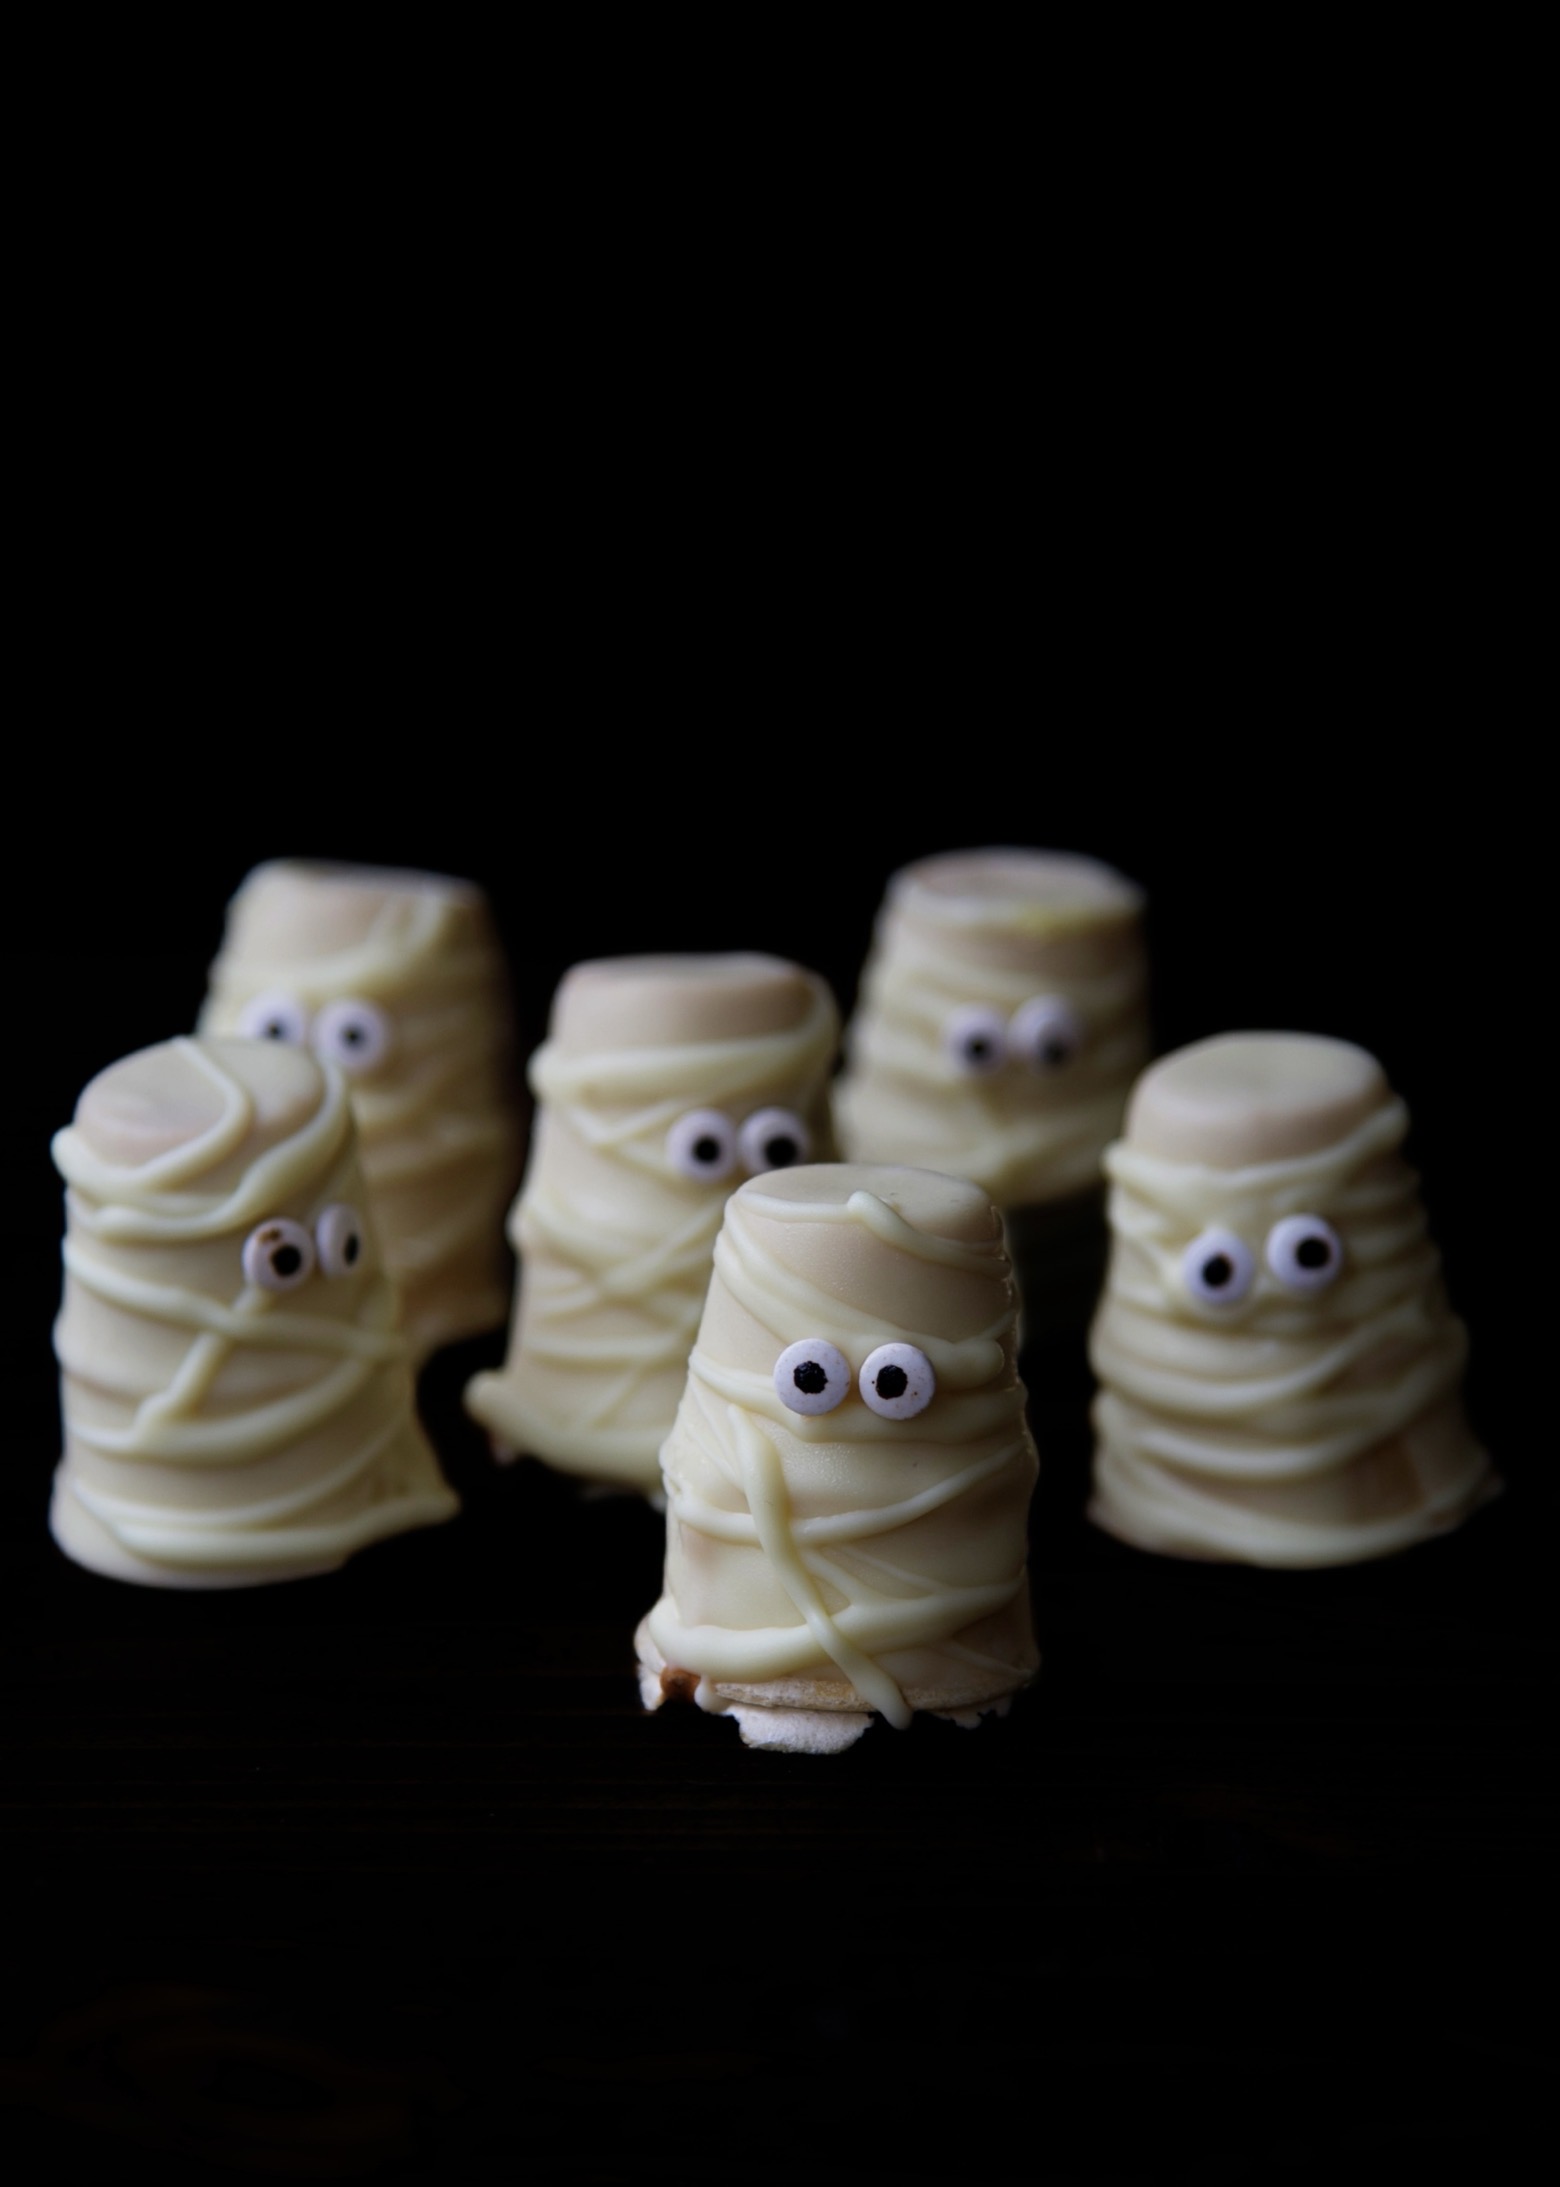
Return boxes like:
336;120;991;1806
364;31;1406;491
1010;994;1085;1073
242;1217;317;1293
944;1004;1009;1078
315;1203;367;1278
859;1342;936;1420
773;1337;852;1416
1266;1214;1344;1293
238;992;310;1046
738;1107;811;1177
1181;1228;1256;1308
312;997;394;1077
666;1109;739;1184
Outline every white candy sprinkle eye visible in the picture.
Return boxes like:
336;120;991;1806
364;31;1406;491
238;991;310;1046
315;1203;367;1278
944;1004;1009;1077
242;1217;316;1293
666;1108;739;1184
738;1107;812;1177
312;997;393;1076
1181;1228;1256;1308
859;1342;936;1420
1266;1214;1344;1293
1010;994;1085;1073
773;1337;852;1416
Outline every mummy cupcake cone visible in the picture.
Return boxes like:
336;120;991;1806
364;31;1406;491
834;849;1150;1210
50;1037;459;1588
636;1164;1040;1753
1087;1033;1496;1566
464;955;840;1497
199;862;524;1360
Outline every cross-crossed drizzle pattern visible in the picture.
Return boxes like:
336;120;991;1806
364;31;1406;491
647;1182;1038;1726
469;981;837;1487
52;1039;455;1576
836;863;1148;1205
1089;1096;1494;1562
200;874;522;1357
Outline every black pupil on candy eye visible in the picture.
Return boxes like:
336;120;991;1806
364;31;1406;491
766;1135;798;1166
1041;1037;1070;1066
342;1024;363;1045
967;1038;990;1061
272;1245;302;1278
264;1022;288;1039
1203;1254;1233;1289
1296;1236;1331;1270
793;1361;829;1395
693;1136;722;1165
343;1233;360;1265
875;1364;909;1400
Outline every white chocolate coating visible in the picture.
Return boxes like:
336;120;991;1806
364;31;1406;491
1088;1033;1495;1566
465;956;841;1495
640;1163;1039;1738
199;862;524;1360
51;1038;458;1587
834;848;1150;1208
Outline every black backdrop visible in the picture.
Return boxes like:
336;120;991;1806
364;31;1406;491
5;750;1551;2182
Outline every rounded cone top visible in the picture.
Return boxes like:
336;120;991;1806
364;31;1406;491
73;1037;326;1171
1124;1033;1391;1168
550;954;822;1052
895;847;1144;925
222;861;483;960
722;1164;1009;1347
736;1162;1002;1247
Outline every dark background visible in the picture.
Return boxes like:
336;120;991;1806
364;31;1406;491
4;748;1550;2183
8;78;1549;2171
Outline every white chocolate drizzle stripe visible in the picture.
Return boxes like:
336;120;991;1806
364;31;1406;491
60;1242;402;1362
662;1434;1027;1545
58;1478;457;1570
65;1352;379;1463
1090;1433;1492;1566
732;1404;912;1727
71;1409;406;1531
645;1580;1024;1686
1103;1098;1410;1211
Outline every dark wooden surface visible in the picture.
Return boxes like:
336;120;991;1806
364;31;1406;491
5;781;1552;2182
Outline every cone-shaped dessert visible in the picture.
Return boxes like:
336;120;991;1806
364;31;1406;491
1088;1033;1495;1566
50;1037;459;1587
465;955;840;1497
637;1163;1039;1753
835;848;1149;1208
199;861;524;1360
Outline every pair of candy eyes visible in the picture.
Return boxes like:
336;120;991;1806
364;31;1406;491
1182;1216;1344;1306
241;1205;366;1293
238;992;393;1077
773;1338;936;1421
945;996;1084;1079
667;1107;811;1184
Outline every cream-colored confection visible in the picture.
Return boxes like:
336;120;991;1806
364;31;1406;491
834;848;1150;1209
464;955;840;1497
50;1037;459;1588
637;1163;1039;1752
1088;1032;1495;1567
199;861;523;1360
